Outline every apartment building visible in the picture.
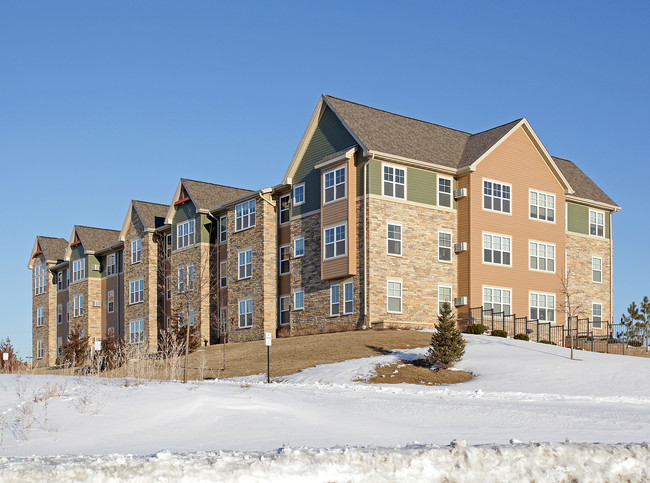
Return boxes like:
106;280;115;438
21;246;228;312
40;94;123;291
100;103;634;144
29;95;619;365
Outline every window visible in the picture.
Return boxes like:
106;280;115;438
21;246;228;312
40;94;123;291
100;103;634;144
483;180;511;214
57;272;63;291
330;284;341;316
187;264;194;291
129;320;144;344
220;261;227;288
189;309;195;326
66;269;70;287
293;183;305;206
36;306;44;327
165;276;171;299
294;237;304;257
107;291;114;313
34;263;46;295
57;304;62;324
592;303;603;329
166;234;172;257
279;245;290;274
238;249;253;279
73;294;84;317
439;286;452;315
177;220;195;249
220;307;227;326
57;337;62;356
438;176;452;208
324;224;346;260
530;292;555;322
324;166;346;203
72;258;85;282
383;165;405;199
439;231;452;263
36;339;44;359
529;242;555;272
178;266;185;292
343;282;354;314
131;238;141;264
589;210;605;237
483;287;511;315
235;200;256;231
279;195;290;224
387;223;402;256
279;296;290;324
387;280;402;313
219;216;227;243
592;257;602;283
529;190;555;222
107;254;116;275
130;279;144;304
483;233;511;266
66;302;70;322
238;298;253;328
294;290;304;310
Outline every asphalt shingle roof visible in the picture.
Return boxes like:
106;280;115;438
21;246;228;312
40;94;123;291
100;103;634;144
181;179;255;212
37;236;68;262
552;157;618;207
132;200;169;230
75;226;121;253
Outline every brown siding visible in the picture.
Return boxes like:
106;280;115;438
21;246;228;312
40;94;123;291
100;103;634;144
456;175;470;318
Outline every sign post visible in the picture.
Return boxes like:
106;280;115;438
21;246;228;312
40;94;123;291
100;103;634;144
265;332;272;383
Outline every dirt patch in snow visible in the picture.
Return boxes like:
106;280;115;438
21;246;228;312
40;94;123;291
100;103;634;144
364;360;475;385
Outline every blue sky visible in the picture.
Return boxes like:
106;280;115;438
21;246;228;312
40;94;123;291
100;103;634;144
1;1;648;359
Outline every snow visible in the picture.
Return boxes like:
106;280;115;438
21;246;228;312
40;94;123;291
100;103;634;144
1;335;649;481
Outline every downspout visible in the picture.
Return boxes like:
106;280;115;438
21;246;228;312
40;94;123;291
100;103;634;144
609;212;614;324
363;155;372;327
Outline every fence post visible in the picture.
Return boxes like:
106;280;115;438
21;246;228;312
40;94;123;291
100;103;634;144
606;322;609;354
536;320;539;343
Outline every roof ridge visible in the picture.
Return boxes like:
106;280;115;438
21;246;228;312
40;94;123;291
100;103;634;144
181;178;255;192
324;95;472;136
75;225;120;232
470;118;523;136
38;235;67;240
132;199;169;207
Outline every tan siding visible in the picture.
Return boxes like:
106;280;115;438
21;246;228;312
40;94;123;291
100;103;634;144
322;199;348;227
322;256;349;280
278;224;290;246
456;175;470;318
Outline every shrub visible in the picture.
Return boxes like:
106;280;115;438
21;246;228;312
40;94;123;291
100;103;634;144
0;337;19;373
99;334;126;370
61;329;90;366
465;324;486;335
425;303;466;369
514;333;529;341
629;340;643;347
491;330;508;338
539;340;557;345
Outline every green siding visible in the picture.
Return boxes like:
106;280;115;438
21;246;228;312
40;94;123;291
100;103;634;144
567;202;611;239
87;255;101;278
70;246;87;279
407;166;436;205
291;106;357;217
200;213;214;244
171;202;199;249
368;159;382;196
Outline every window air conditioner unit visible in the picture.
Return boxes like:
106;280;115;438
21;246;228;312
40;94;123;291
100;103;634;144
92;264;101;271
454;297;467;307
454;242;467;253
454;188;467;199
92;300;101;307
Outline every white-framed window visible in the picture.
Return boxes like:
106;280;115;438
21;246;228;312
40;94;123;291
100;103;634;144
220;261;227;288
189;309;195;326
438;176;452;208
166;234;172;257
72;258;85;283
387;223;402;256
238;249;253;279
130;278;144;304
66;302;70;322
294;290;305;310
107;253;116;275
129;319;144;344
73;294;84;317
387;280;403;313
178;266;185;292
294;237;304;257
179;310;186;327
343;281;354;314
57;304;62;324
330;284;341;316
483;179;511;214
439;231;452;263
324;223;346;260
66;269;70;287
438;285;452;315
107;290;114;313
238;298;253;328
219;216;227;243
383;164;406;199
589;210;605;237
279;245;290;275
34;262;47;295
529;241;555;273
279;296;290;325
483;287;511;315
165;276;171;299
592;303;603;329
530;292;555;322
592;257;602;283
235;199;256;231
529;190;555;222
36;306;44;327
36;339;44;359
57;272;63;291
323;166;346;203
131;238;142;264
293;183;305;206
187;264;194;291
279;195;291;224
483;233;511;266
177;219;195;249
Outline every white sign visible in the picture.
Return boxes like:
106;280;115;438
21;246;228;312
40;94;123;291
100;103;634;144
2;353;8;361
265;332;272;346
95;340;102;351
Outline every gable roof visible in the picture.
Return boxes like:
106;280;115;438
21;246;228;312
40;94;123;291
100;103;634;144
28;236;68;268
552;157;619;208
133;200;169;230
181;178;255;212
458;119;523;168
71;225;120;254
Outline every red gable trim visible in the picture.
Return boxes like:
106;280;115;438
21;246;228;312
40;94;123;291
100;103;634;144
32;246;43;259
174;185;191;206
70;232;81;247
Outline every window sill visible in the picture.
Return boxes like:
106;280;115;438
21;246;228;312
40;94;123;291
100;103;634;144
234;226;256;234
323;254;347;262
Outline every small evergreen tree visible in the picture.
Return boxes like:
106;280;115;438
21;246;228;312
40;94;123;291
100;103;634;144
0;337;19;373
426;303;466;369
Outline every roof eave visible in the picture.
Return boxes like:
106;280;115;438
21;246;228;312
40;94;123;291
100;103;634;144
565;194;621;212
367;150;458;175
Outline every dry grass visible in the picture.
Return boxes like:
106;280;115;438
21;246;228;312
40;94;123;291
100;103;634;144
364;360;474;386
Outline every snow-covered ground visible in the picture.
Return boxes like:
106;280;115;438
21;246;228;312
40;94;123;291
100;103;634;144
1;335;649;481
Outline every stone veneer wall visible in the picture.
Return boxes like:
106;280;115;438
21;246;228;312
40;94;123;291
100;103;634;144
68;278;89;343
31;255;58;366
565;232;612;326
367;197;457;328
